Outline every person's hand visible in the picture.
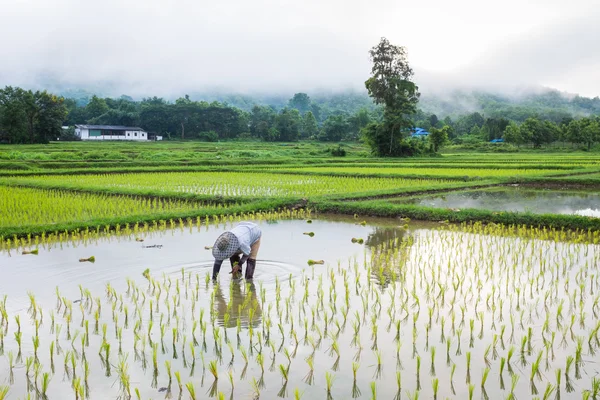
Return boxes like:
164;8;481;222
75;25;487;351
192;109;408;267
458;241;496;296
229;263;243;278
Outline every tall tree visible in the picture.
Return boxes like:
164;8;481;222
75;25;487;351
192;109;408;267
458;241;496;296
275;108;301;141
348;108;372;140
174;95;194;139
85;95;109;121
0;87;28;143
301;111;319;139
363;37;420;156
503;122;522;145
428;114;439;129
288;93;311;114
34;91;68;142
0;87;66;143
428;126;449;152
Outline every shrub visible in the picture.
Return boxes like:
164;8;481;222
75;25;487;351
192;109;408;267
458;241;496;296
197;131;219;142
329;145;346;157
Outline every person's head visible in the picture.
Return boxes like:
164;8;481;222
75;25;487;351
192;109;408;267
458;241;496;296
212;231;239;261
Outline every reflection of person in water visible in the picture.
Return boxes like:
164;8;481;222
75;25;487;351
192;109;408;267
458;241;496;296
214;280;262;329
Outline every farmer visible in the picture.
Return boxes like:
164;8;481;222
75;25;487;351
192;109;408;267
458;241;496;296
212;221;261;280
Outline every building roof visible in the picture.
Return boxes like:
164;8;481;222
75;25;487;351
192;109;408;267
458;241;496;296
75;125;145;131
411;127;430;136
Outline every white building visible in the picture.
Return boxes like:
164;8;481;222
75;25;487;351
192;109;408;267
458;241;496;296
74;125;153;141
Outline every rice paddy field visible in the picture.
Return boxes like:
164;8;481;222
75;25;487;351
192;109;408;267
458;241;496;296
0;172;478;199
270;166;576;178
1;142;600;399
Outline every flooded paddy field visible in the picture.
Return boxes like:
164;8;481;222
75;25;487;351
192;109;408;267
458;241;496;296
0;216;599;399
391;186;600;218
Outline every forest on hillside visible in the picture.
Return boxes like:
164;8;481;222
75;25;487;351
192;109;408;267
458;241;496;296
1;85;599;149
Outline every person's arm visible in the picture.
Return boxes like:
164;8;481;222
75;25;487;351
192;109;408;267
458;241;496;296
239;253;249;266
212;259;224;280
237;242;251;266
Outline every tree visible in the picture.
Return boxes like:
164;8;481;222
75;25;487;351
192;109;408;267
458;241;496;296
363;37;420;156
428;126;449;152
428;114;439;129
34;91;68;142
319;115;348;142
140;98;176;136
482;117;509;141
174;95;194;139
0;87;66;143
520;117;556;148
275;108;301;141
348;108;372;140
503;122;522;145
301;111;319;139
567;118;600;149
581;120;600;150
288;93;311;114
250;105;277;139
85;95;109;121
0;87;28;143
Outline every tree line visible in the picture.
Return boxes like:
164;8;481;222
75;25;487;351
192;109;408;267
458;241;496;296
0;87;67;144
0;87;380;143
411;111;600;150
0;78;598;150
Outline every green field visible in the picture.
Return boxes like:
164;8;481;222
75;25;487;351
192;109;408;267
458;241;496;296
1;141;600;237
0;186;241;231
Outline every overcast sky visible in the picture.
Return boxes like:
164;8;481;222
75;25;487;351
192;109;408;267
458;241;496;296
1;0;598;97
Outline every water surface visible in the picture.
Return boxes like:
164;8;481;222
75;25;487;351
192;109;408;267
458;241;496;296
391;186;600;217
0;216;597;400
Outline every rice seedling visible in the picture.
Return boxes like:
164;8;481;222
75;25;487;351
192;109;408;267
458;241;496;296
468;383;475;400
186;382;197;400
251;377;261;399
173;370;183;394
208;360;218;381
430;346;436;376
406;390;419;400
40;372;51;398
14;331;22;360
508;373;519;400
507;346;515;375
325;371;335;397
116;355;132;398
466;352;471;384
7;351;14;384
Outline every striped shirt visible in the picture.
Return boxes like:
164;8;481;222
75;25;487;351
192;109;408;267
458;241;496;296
230;222;262;256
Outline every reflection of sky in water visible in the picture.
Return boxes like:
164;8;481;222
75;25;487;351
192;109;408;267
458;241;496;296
0;217;597;400
0;218;409;312
396;188;600;217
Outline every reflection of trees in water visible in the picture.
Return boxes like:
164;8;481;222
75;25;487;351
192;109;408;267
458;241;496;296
365;226;408;248
367;227;415;290
214;280;262;329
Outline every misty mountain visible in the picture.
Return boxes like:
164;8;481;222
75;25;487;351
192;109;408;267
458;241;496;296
55;86;600;122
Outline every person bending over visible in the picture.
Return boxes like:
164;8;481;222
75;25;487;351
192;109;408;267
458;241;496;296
212;221;261;280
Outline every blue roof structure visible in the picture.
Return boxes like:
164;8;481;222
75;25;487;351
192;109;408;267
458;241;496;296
411;127;430;137
490;138;505;143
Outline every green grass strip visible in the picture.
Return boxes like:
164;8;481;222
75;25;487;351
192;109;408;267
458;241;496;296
311;199;600;231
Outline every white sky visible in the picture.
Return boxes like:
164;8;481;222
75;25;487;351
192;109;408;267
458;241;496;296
0;0;598;97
